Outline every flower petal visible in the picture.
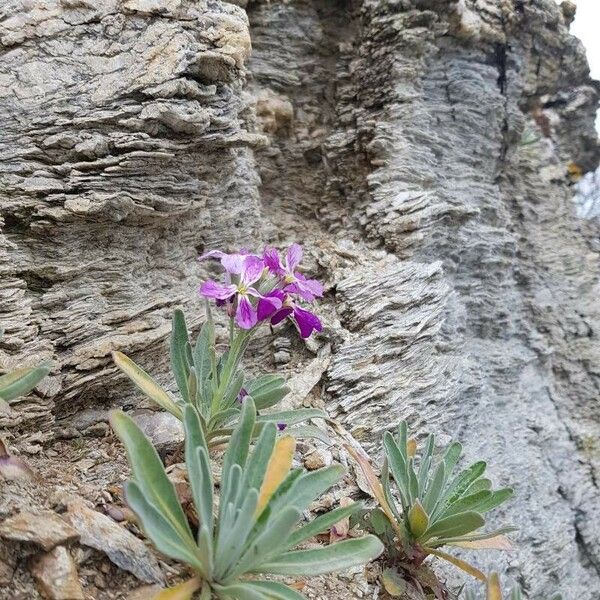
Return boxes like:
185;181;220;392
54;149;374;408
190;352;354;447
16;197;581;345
263;247;284;275
286;274;324;302
241;256;265;285
236;296;258;329
285;244;303;272
199;281;237;300
221;254;247;275
257;293;283;321
198;250;226;262
293;306;322;338
270;307;294;326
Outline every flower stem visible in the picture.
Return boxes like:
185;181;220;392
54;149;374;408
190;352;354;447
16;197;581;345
210;329;251;416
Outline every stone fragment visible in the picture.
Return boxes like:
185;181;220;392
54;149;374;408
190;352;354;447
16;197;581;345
64;499;163;584
303;449;332;471
30;546;84;600
256;92;294;134
130;410;184;455
0;511;79;551
281;350;331;411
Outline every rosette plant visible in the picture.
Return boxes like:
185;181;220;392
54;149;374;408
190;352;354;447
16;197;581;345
464;574;562;600
348;422;514;595
111;398;384;599
0;331;51;413
113;245;328;447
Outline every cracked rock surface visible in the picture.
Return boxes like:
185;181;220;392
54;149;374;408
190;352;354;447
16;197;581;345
1;0;599;598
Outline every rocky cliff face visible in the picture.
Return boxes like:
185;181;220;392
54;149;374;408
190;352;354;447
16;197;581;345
1;0;598;597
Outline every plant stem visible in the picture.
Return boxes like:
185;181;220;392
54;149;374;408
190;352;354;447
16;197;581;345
210;329;251;416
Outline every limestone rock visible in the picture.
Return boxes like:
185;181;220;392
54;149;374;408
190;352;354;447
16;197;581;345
64;499;163;584
30;546;84;600
130;410;184;455
0;0;599;597
0;511;79;551
303;449;332;471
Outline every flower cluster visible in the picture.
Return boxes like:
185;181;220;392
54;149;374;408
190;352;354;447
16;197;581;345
199;244;323;338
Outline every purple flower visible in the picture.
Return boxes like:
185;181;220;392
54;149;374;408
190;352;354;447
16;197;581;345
237;388;249;403
257;290;323;339
200;255;281;329
199;249;262;275
277;422;287;431
263;244;323;303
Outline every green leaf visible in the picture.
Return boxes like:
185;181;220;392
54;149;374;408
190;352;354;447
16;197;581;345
125;481;203;574
286;425;331;444
246;375;289;410
285;502;363;550
465;478;492;495
183;406;213;537
421;511;485;542
222;397;256;476
383;432;410;511
381;460;403;523
241;422;277;493
194;319;215;386
257;535;384;575
214;490;259;579
197;525;214;576
441;490;492;519
187;369;197;406
272;465;345;516
201;377;214;419
407;458;419;505
434;461;487;519
510;587;523;600
442;441;463;481
256;408;327;426
110;411;192;539
171;309;191;403
447;462;487;503
219;465;244;525
208;407;240;430
223;370;245;408
397;422;408;462
369;508;393;536
470;488;513;514
0;364;51;403
212;583;265;600
227;506;302;581
215;581;306;600
215;581;305;600
417;434;435;494
422;461;446;514
112;352;182;419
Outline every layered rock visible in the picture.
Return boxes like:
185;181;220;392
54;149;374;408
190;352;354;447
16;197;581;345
0;0;599;597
